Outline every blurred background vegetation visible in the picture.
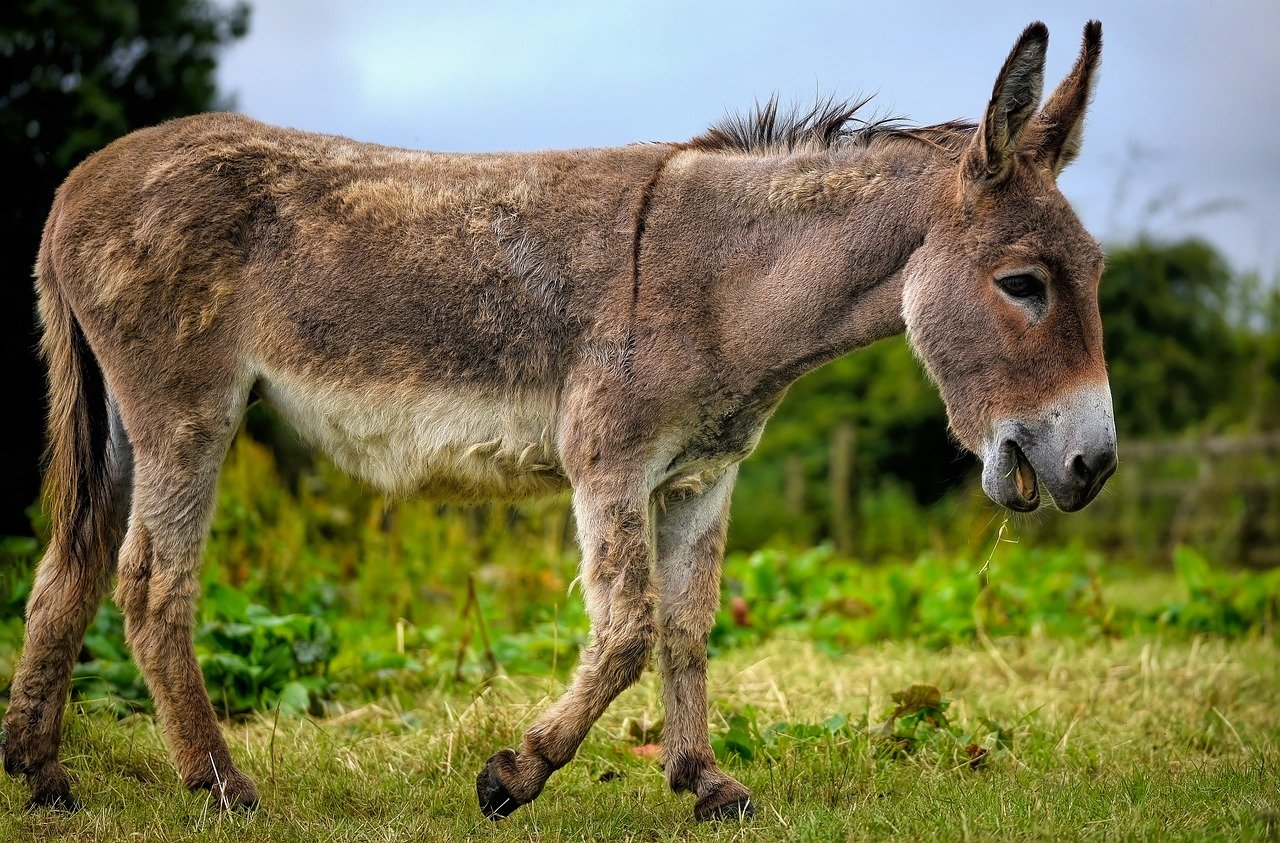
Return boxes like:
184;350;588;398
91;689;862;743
1;1;1277;720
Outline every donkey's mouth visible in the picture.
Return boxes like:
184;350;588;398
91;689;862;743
1009;442;1040;510
981;436;1041;512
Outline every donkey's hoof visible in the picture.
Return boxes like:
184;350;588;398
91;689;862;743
24;768;81;813
216;775;261;812
25;790;82;813
694;788;754;822
191;770;260;811
476;749;525;820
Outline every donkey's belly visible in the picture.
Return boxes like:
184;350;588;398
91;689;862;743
258;371;567;501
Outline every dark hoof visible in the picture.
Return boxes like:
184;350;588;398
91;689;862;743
25;772;81;813
3;724;80;810
695;792;754;822
476;749;525;820
216;778;260;812
190;771;260;812
26;792;81;812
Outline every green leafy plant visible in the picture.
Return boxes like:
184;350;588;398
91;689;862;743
710;684;1012;770
69;585;336;718
198;583;336;717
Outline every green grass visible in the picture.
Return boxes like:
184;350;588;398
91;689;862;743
3;634;1277;841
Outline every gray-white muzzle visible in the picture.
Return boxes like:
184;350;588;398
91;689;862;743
980;382;1118;512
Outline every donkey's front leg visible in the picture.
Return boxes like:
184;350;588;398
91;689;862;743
476;479;657;820
655;467;752;821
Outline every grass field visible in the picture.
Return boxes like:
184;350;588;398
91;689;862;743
3;633;1277;842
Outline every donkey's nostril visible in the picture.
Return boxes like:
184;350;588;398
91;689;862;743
1069;448;1118;494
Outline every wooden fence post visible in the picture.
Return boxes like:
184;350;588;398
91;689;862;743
785;454;806;518
829;421;855;556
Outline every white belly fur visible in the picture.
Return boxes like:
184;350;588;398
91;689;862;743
258;369;567;501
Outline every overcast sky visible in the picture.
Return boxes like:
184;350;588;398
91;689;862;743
217;0;1280;276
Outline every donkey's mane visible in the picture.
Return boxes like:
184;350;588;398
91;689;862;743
689;94;975;156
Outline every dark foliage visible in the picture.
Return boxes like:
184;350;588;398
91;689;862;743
0;0;249;533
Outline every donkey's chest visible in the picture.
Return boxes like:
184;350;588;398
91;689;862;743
259;373;567;500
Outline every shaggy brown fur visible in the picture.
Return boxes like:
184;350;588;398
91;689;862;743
4;21;1115;822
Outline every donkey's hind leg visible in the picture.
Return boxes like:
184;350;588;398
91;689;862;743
113;396;258;810
2;402;132;810
655;468;752;821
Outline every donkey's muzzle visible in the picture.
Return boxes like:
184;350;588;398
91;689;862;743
981;381;1117;513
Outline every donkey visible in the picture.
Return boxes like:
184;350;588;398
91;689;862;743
3;21;1115;821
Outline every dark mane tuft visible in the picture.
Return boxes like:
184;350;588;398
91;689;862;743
688;94;976;156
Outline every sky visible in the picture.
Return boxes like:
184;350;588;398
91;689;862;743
217;0;1280;277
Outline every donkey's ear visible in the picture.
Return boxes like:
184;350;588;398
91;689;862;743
964;22;1049;186
1032;20;1102;175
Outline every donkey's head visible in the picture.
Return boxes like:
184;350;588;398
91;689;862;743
903;21;1116;512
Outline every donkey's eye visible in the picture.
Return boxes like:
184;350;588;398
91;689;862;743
996;273;1045;300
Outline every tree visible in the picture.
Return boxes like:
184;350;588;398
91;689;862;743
1100;237;1272;436
0;0;249;534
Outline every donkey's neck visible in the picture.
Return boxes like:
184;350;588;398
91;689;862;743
643;144;947;402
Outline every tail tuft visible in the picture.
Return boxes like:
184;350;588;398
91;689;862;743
35;250;116;586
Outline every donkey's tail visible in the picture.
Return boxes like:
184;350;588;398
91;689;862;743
34;243;118;580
